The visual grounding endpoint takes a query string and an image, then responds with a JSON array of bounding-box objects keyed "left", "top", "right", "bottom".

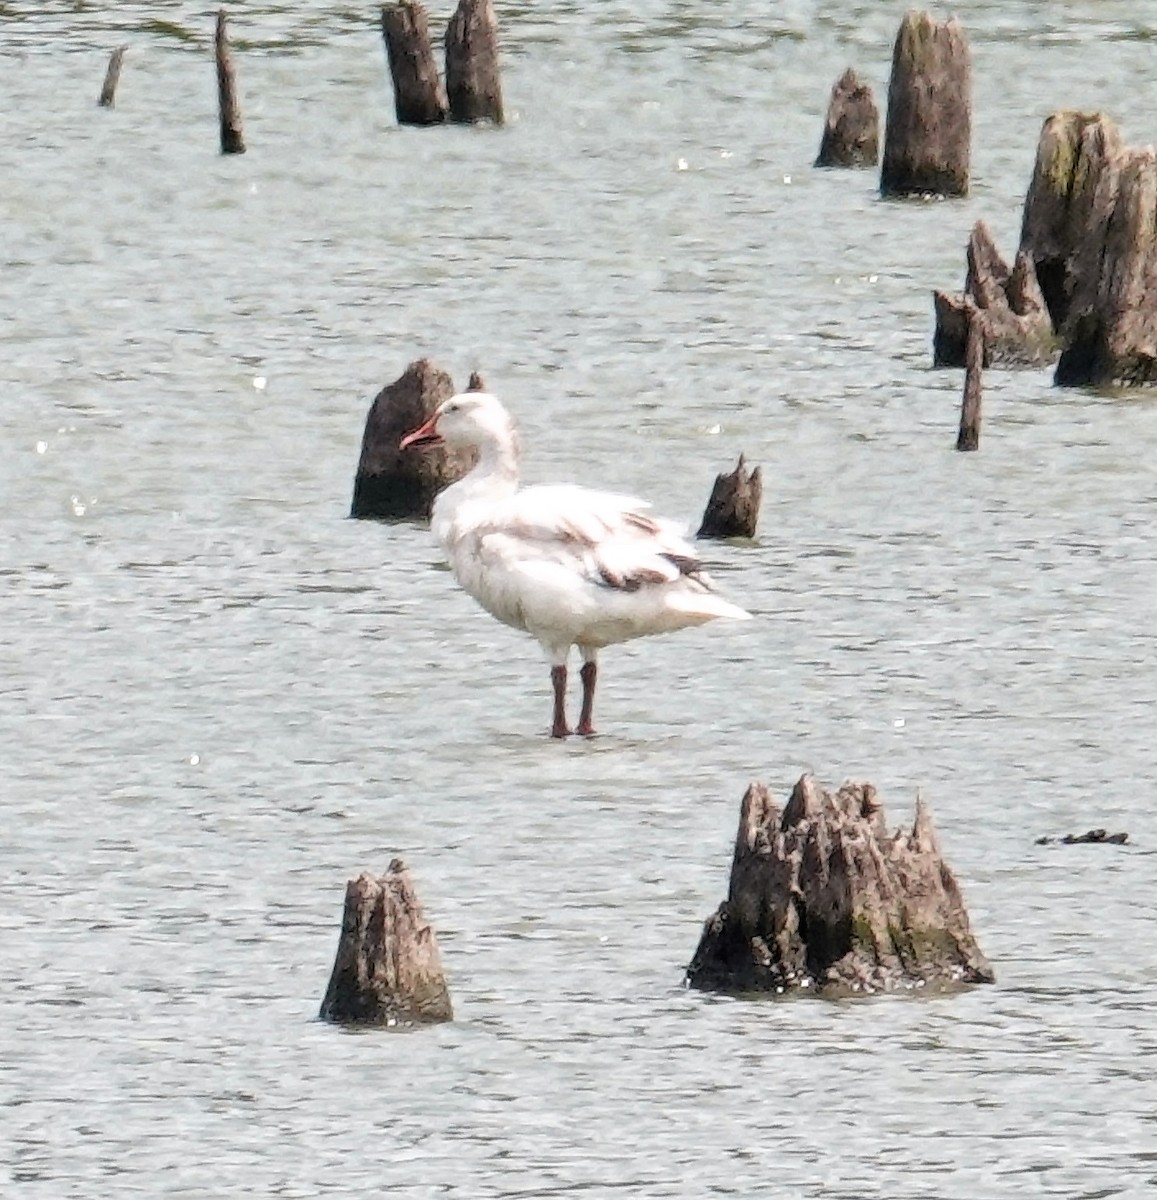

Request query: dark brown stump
[
  {"left": 466, "top": 370, "right": 486, "bottom": 391},
  {"left": 445, "top": 0, "right": 504, "bottom": 125},
  {"left": 697, "top": 455, "right": 762, "bottom": 539},
  {"left": 381, "top": 3, "right": 447, "bottom": 126},
  {"left": 686, "top": 775, "right": 994, "bottom": 996},
  {"left": 933, "top": 222, "right": 1056, "bottom": 368},
  {"left": 215, "top": 10, "right": 246, "bottom": 155},
  {"left": 955, "top": 303, "right": 983, "bottom": 451},
  {"left": 98, "top": 46, "right": 127, "bottom": 108},
  {"left": 319, "top": 860, "right": 453, "bottom": 1026},
  {"left": 1036, "top": 829, "right": 1129, "bottom": 846},
  {"left": 1055, "top": 146, "right": 1157, "bottom": 387},
  {"left": 815, "top": 68, "right": 879, "bottom": 169},
  {"left": 350, "top": 358, "right": 473, "bottom": 520},
  {"left": 1019, "top": 111, "right": 1122, "bottom": 331},
  {"left": 880, "top": 11, "right": 971, "bottom": 198}
]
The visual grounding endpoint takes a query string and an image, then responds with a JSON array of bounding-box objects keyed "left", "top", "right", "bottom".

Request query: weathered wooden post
[
  {"left": 815, "top": 68, "right": 879, "bottom": 169},
  {"left": 98, "top": 46, "right": 127, "bottom": 108},
  {"left": 881, "top": 11, "right": 971, "bottom": 197},
  {"left": 215, "top": 10, "right": 246, "bottom": 155},
  {"left": 381, "top": 2, "right": 447, "bottom": 126},
  {"left": 687, "top": 775, "right": 994, "bottom": 995},
  {"left": 466, "top": 370, "right": 487, "bottom": 391},
  {"left": 1019, "top": 111, "right": 1122, "bottom": 330},
  {"left": 320, "top": 860, "right": 453, "bottom": 1026},
  {"left": 350, "top": 358, "right": 473, "bottom": 520},
  {"left": 445, "top": 0, "right": 504, "bottom": 125},
  {"left": 1055, "top": 146, "right": 1157, "bottom": 387},
  {"left": 697, "top": 455, "right": 762, "bottom": 539},
  {"left": 955, "top": 304, "right": 984, "bottom": 451}
]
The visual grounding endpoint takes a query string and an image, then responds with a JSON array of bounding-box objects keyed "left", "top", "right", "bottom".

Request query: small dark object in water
[
  {"left": 815, "top": 68, "right": 879, "bottom": 169},
  {"left": 215, "top": 10, "right": 246, "bottom": 155},
  {"left": 697, "top": 454, "right": 761, "bottom": 539},
  {"left": 955, "top": 302, "right": 984, "bottom": 452},
  {"left": 98, "top": 46, "right": 127, "bottom": 108},
  {"left": 1036, "top": 829, "right": 1129, "bottom": 846},
  {"left": 319, "top": 859, "right": 453, "bottom": 1026},
  {"left": 687, "top": 775, "right": 994, "bottom": 996}
]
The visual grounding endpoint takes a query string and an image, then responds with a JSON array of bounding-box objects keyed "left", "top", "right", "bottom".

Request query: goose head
[{"left": 400, "top": 391, "right": 519, "bottom": 460}]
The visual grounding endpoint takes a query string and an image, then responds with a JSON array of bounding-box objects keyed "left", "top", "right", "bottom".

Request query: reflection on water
[{"left": 3, "top": 3, "right": 1157, "bottom": 1197}]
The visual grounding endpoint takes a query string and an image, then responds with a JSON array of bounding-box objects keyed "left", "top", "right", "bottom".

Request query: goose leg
[
  {"left": 577, "top": 650, "right": 598, "bottom": 737},
  {"left": 550, "top": 665, "right": 571, "bottom": 739}
]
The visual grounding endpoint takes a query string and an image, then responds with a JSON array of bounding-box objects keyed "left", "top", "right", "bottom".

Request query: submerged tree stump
[
  {"left": 955, "top": 303, "right": 984, "bottom": 451},
  {"left": 350, "top": 358, "right": 472, "bottom": 520},
  {"left": 697, "top": 455, "right": 762, "bottom": 539},
  {"left": 1036, "top": 829, "right": 1128, "bottom": 846},
  {"left": 466, "top": 370, "right": 486, "bottom": 391},
  {"left": 1056, "top": 146, "right": 1157, "bottom": 387},
  {"left": 933, "top": 222, "right": 1055, "bottom": 367},
  {"left": 880, "top": 11, "right": 971, "bottom": 197},
  {"left": 215, "top": 10, "right": 246, "bottom": 155},
  {"left": 98, "top": 46, "right": 127, "bottom": 108},
  {"left": 381, "top": 3, "right": 447, "bottom": 126},
  {"left": 815, "top": 68, "right": 879, "bottom": 169},
  {"left": 1019, "top": 111, "right": 1122, "bottom": 331},
  {"left": 320, "top": 860, "right": 453, "bottom": 1026},
  {"left": 445, "top": 0, "right": 504, "bottom": 125},
  {"left": 687, "top": 775, "right": 994, "bottom": 996}
]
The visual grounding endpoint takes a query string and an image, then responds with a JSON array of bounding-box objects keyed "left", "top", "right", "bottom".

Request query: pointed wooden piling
[
  {"left": 215, "top": 10, "right": 246, "bottom": 155},
  {"left": 98, "top": 46, "right": 127, "bottom": 108}
]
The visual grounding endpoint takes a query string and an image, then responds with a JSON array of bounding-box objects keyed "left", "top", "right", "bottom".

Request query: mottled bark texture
[
  {"left": 381, "top": 3, "right": 447, "bottom": 126},
  {"left": 215, "top": 10, "right": 246, "bottom": 155},
  {"left": 319, "top": 861, "right": 453, "bottom": 1026},
  {"left": 933, "top": 222, "right": 1055, "bottom": 368},
  {"left": 1019, "top": 112, "right": 1122, "bottom": 332},
  {"left": 98, "top": 46, "right": 126, "bottom": 108},
  {"left": 697, "top": 455, "right": 762, "bottom": 539},
  {"left": 350, "top": 358, "right": 472, "bottom": 520},
  {"left": 881, "top": 11, "right": 970, "bottom": 198},
  {"left": 1055, "top": 146, "right": 1157, "bottom": 387},
  {"left": 445, "top": 0, "right": 504, "bottom": 124},
  {"left": 955, "top": 303, "right": 983, "bottom": 451},
  {"left": 687, "top": 776, "right": 994, "bottom": 996},
  {"left": 815, "top": 68, "right": 879, "bottom": 169}
]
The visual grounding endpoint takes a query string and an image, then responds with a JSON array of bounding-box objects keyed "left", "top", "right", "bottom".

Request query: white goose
[{"left": 400, "top": 392, "right": 750, "bottom": 738}]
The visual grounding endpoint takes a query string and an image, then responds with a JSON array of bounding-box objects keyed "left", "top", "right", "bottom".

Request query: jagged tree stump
[
  {"left": 445, "top": 0, "right": 504, "bottom": 125},
  {"left": 351, "top": 359, "right": 473, "bottom": 520},
  {"left": 880, "top": 11, "right": 971, "bottom": 198},
  {"left": 381, "top": 2, "right": 447, "bottom": 126},
  {"left": 815, "top": 68, "right": 879, "bottom": 169},
  {"left": 319, "top": 860, "right": 453, "bottom": 1026},
  {"left": 1056, "top": 146, "right": 1157, "bottom": 387},
  {"left": 1019, "top": 111, "right": 1122, "bottom": 331},
  {"left": 933, "top": 221, "right": 1055, "bottom": 367},
  {"left": 687, "top": 775, "right": 994, "bottom": 996},
  {"left": 697, "top": 455, "right": 762, "bottom": 539}
]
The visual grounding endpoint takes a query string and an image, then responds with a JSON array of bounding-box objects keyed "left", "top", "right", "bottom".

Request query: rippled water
[{"left": 4, "top": 3, "right": 1157, "bottom": 1196}]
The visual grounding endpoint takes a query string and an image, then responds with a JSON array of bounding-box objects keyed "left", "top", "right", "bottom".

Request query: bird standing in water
[{"left": 400, "top": 392, "right": 750, "bottom": 737}]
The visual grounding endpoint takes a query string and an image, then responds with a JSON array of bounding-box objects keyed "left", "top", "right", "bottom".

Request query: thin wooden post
[
  {"left": 381, "top": 3, "right": 447, "bottom": 125},
  {"left": 215, "top": 10, "right": 246, "bottom": 155},
  {"left": 98, "top": 46, "right": 127, "bottom": 108},
  {"left": 956, "top": 304, "right": 984, "bottom": 451}
]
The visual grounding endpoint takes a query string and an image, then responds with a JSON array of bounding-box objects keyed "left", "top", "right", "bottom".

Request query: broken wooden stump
[
  {"left": 1055, "top": 145, "right": 1157, "bottom": 387},
  {"left": 466, "top": 370, "right": 486, "bottom": 391},
  {"left": 1036, "top": 829, "right": 1129, "bottom": 846},
  {"left": 697, "top": 455, "right": 762, "bottom": 539},
  {"left": 445, "top": 0, "right": 504, "bottom": 125},
  {"left": 320, "top": 860, "right": 453, "bottom": 1026},
  {"left": 215, "top": 10, "right": 246, "bottom": 155},
  {"left": 933, "top": 221, "right": 1055, "bottom": 368},
  {"left": 1019, "top": 111, "right": 1122, "bottom": 331},
  {"left": 381, "top": 2, "right": 448, "bottom": 126},
  {"left": 815, "top": 68, "right": 879, "bottom": 169},
  {"left": 881, "top": 11, "right": 971, "bottom": 198},
  {"left": 955, "top": 303, "right": 983, "bottom": 451},
  {"left": 351, "top": 358, "right": 474, "bottom": 520},
  {"left": 686, "top": 775, "right": 994, "bottom": 996},
  {"left": 98, "top": 46, "right": 127, "bottom": 108}
]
